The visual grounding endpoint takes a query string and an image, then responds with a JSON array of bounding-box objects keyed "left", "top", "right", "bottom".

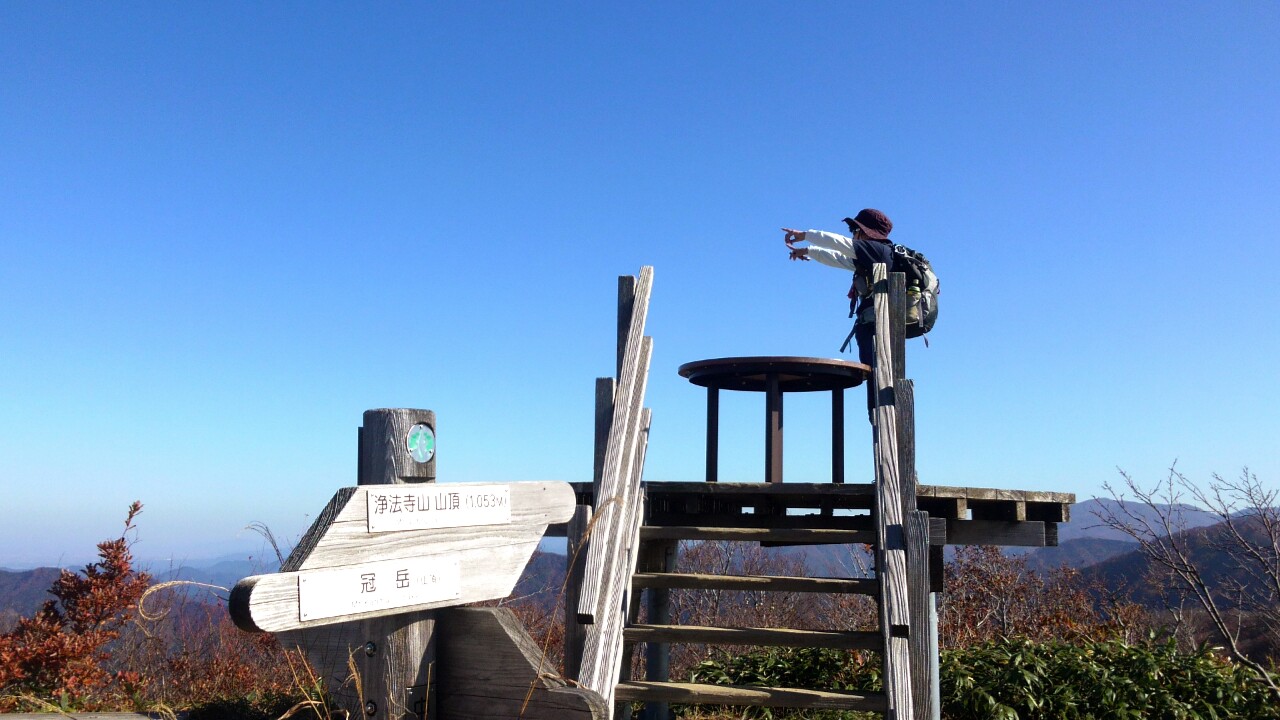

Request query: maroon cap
[{"left": 843, "top": 208, "right": 893, "bottom": 241}]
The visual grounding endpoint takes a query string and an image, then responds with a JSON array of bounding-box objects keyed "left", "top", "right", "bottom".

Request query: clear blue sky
[{"left": 2, "top": 2, "right": 1277, "bottom": 568}]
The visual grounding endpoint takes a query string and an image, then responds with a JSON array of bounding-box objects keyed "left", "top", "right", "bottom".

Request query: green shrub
[
  {"left": 941, "top": 637, "right": 1280, "bottom": 720},
  {"left": 679, "top": 639, "right": 1278, "bottom": 720}
]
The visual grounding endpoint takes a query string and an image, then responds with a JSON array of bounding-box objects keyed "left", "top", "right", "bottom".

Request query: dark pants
[{"left": 855, "top": 322, "right": 876, "bottom": 421}]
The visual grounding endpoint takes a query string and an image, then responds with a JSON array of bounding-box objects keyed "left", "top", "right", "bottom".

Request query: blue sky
[{"left": 2, "top": 2, "right": 1277, "bottom": 567}]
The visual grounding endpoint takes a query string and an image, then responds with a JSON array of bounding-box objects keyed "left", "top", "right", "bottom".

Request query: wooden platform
[{"left": 559, "top": 481, "right": 1073, "bottom": 548}]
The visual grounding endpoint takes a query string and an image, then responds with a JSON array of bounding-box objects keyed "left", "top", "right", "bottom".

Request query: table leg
[
  {"left": 766, "top": 373, "right": 782, "bottom": 484},
  {"left": 706, "top": 386, "right": 719, "bottom": 483},
  {"left": 832, "top": 387, "right": 845, "bottom": 484}
]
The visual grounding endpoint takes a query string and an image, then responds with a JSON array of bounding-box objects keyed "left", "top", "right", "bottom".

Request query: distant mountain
[
  {"left": 0, "top": 566, "right": 62, "bottom": 628},
  {"left": 1022, "top": 537, "right": 1137, "bottom": 573},
  {"left": 1057, "top": 498, "right": 1219, "bottom": 544}
]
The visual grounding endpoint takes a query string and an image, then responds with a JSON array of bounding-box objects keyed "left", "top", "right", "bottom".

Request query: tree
[{"left": 1097, "top": 464, "right": 1280, "bottom": 699}]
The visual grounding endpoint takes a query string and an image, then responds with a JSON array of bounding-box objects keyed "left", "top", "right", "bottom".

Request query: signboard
[
  {"left": 366, "top": 484, "right": 511, "bottom": 533},
  {"left": 298, "top": 555, "right": 461, "bottom": 622}
]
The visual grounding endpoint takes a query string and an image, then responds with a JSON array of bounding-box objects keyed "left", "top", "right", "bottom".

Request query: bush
[
  {"left": 680, "top": 639, "right": 1279, "bottom": 720},
  {"left": 942, "top": 637, "right": 1280, "bottom": 720}
]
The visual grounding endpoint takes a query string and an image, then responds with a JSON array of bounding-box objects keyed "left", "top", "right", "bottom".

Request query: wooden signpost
[{"left": 230, "top": 408, "right": 604, "bottom": 720}]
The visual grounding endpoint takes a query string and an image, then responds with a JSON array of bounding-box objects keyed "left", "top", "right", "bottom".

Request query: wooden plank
[
  {"left": 234, "top": 539, "right": 546, "bottom": 633},
  {"left": 276, "top": 482, "right": 576, "bottom": 573},
  {"left": 873, "top": 264, "right": 913, "bottom": 720},
  {"left": 623, "top": 624, "right": 883, "bottom": 650},
  {"left": 580, "top": 407, "right": 652, "bottom": 710},
  {"left": 577, "top": 267, "right": 653, "bottom": 623},
  {"left": 706, "top": 386, "right": 719, "bottom": 483},
  {"left": 1027, "top": 502, "right": 1070, "bottom": 523},
  {"left": 632, "top": 572, "right": 878, "bottom": 595},
  {"left": 945, "top": 519, "right": 1047, "bottom": 546},
  {"left": 615, "top": 682, "right": 888, "bottom": 713},
  {"left": 436, "top": 607, "right": 607, "bottom": 720},
  {"left": 640, "top": 526, "right": 878, "bottom": 544},
  {"left": 616, "top": 275, "right": 636, "bottom": 378},
  {"left": 906, "top": 511, "right": 934, "bottom": 720},
  {"left": 967, "top": 500, "right": 1026, "bottom": 522},
  {"left": 564, "top": 505, "right": 592, "bottom": 682},
  {"left": 644, "top": 514, "right": 875, "bottom": 532}
]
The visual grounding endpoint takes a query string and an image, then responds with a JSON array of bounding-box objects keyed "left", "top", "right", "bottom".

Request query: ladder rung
[
  {"left": 623, "top": 624, "right": 883, "bottom": 650},
  {"left": 640, "top": 526, "right": 876, "bottom": 543},
  {"left": 632, "top": 572, "right": 877, "bottom": 595},
  {"left": 614, "top": 681, "right": 888, "bottom": 713}
]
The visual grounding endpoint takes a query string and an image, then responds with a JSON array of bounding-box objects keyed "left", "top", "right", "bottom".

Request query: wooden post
[
  {"left": 706, "top": 386, "right": 719, "bottom": 483},
  {"left": 564, "top": 505, "right": 593, "bottom": 682},
  {"left": 595, "top": 378, "right": 616, "bottom": 491},
  {"left": 283, "top": 408, "right": 441, "bottom": 720},
  {"left": 765, "top": 372, "right": 782, "bottom": 484},
  {"left": 872, "top": 266, "right": 913, "bottom": 720},
  {"left": 832, "top": 388, "right": 845, "bottom": 484},
  {"left": 640, "top": 539, "right": 677, "bottom": 720},
  {"left": 360, "top": 409, "right": 437, "bottom": 485}
]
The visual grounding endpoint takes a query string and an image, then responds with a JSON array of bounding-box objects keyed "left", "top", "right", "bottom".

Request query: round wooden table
[{"left": 678, "top": 356, "right": 871, "bottom": 484}]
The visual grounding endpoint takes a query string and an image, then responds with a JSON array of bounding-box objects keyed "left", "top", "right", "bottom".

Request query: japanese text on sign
[
  {"left": 365, "top": 484, "right": 511, "bottom": 533},
  {"left": 297, "top": 556, "right": 461, "bottom": 622}
]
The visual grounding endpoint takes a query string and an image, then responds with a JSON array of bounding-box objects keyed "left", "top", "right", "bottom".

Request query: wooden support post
[
  {"left": 765, "top": 372, "right": 783, "bottom": 484},
  {"left": 906, "top": 511, "right": 934, "bottom": 720},
  {"left": 283, "top": 409, "right": 441, "bottom": 720},
  {"left": 872, "top": 266, "right": 913, "bottom": 720},
  {"left": 565, "top": 505, "right": 592, "bottom": 682},
  {"left": 595, "top": 378, "right": 616, "bottom": 491},
  {"left": 640, "top": 539, "right": 678, "bottom": 720},
  {"left": 706, "top": 386, "right": 719, "bottom": 483},
  {"left": 832, "top": 388, "right": 845, "bottom": 484},
  {"left": 360, "top": 408, "right": 436, "bottom": 484}
]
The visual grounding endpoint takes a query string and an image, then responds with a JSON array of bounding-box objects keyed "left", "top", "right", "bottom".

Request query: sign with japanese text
[
  {"left": 297, "top": 555, "right": 461, "bottom": 622},
  {"left": 366, "top": 484, "right": 511, "bottom": 533}
]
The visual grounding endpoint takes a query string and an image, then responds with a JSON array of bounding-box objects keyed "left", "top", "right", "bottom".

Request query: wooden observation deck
[{"left": 560, "top": 266, "right": 1076, "bottom": 720}]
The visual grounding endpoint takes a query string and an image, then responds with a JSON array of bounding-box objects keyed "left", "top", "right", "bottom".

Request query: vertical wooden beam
[
  {"left": 896, "top": 380, "right": 917, "bottom": 515},
  {"left": 706, "top": 386, "right": 719, "bottom": 483},
  {"left": 617, "top": 275, "right": 636, "bottom": 379},
  {"left": 831, "top": 388, "right": 845, "bottom": 484},
  {"left": 640, "top": 539, "right": 677, "bottom": 720},
  {"left": 564, "top": 505, "right": 592, "bottom": 683},
  {"left": 594, "top": 378, "right": 616, "bottom": 492},
  {"left": 360, "top": 408, "right": 437, "bottom": 485},
  {"left": 286, "top": 409, "right": 441, "bottom": 720},
  {"left": 872, "top": 265, "right": 913, "bottom": 720},
  {"left": 906, "top": 511, "right": 934, "bottom": 720},
  {"left": 765, "top": 372, "right": 783, "bottom": 484},
  {"left": 890, "top": 272, "right": 907, "bottom": 381}
]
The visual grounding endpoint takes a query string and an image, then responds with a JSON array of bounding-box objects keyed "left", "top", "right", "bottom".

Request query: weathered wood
[
  {"left": 890, "top": 271, "right": 907, "bottom": 381},
  {"left": 360, "top": 409, "right": 436, "bottom": 485},
  {"left": 639, "top": 526, "right": 878, "bottom": 544},
  {"left": 906, "top": 511, "right": 934, "bottom": 720},
  {"left": 615, "top": 682, "right": 888, "bottom": 713},
  {"left": 623, "top": 624, "right": 883, "bottom": 650},
  {"left": 231, "top": 482, "right": 576, "bottom": 633},
  {"left": 436, "top": 607, "right": 607, "bottom": 719},
  {"left": 897, "top": 380, "right": 917, "bottom": 515},
  {"left": 617, "top": 275, "right": 636, "bottom": 378},
  {"left": 945, "top": 519, "right": 1048, "bottom": 546},
  {"left": 873, "top": 265, "right": 913, "bottom": 720},
  {"left": 564, "top": 505, "right": 592, "bottom": 682},
  {"left": 278, "top": 610, "right": 436, "bottom": 720},
  {"left": 594, "top": 378, "right": 615, "bottom": 490},
  {"left": 632, "top": 572, "right": 878, "bottom": 595},
  {"left": 640, "top": 538, "right": 677, "bottom": 720},
  {"left": 578, "top": 268, "right": 653, "bottom": 624},
  {"left": 587, "top": 409, "right": 652, "bottom": 711}
]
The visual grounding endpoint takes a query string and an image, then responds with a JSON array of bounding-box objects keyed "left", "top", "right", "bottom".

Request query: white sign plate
[
  {"left": 366, "top": 484, "right": 511, "bottom": 533},
  {"left": 297, "top": 556, "right": 461, "bottom": 622}
]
